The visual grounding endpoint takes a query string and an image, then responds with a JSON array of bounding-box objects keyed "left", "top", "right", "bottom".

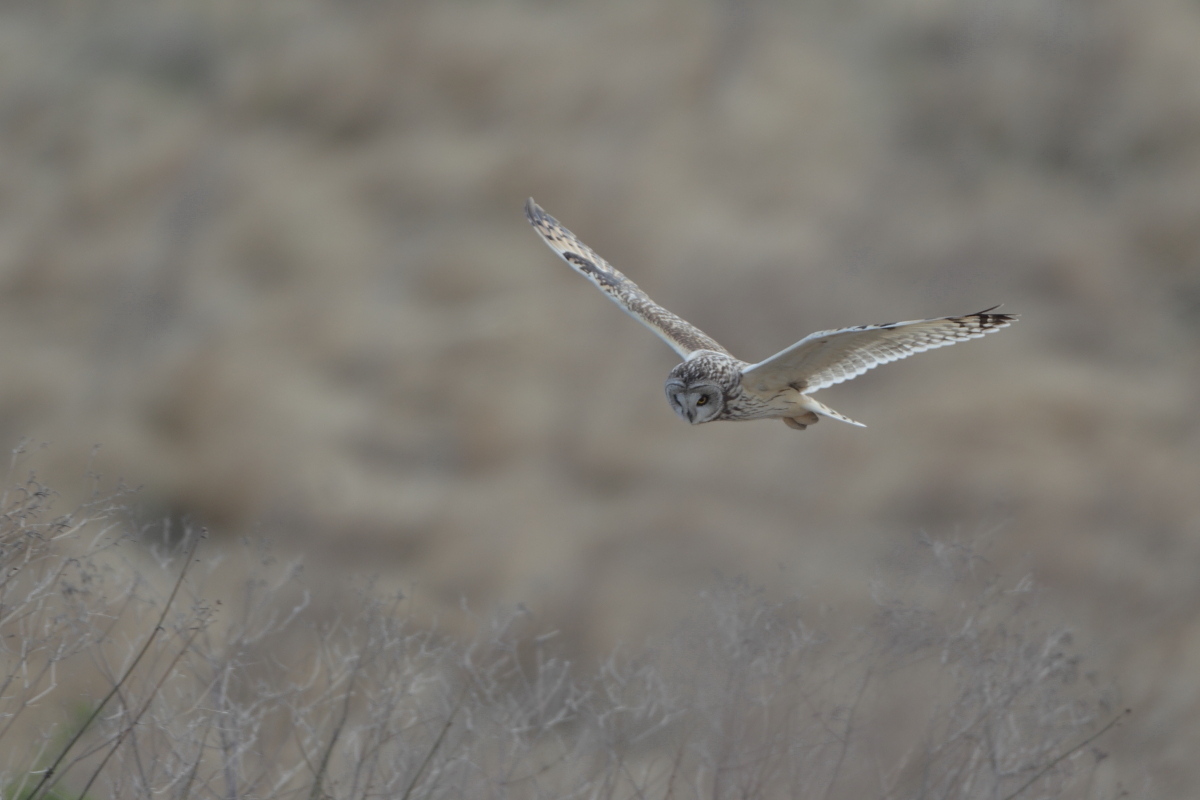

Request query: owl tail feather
[{"left": 798, "top": 396, "right": 866, "bottom": 428}]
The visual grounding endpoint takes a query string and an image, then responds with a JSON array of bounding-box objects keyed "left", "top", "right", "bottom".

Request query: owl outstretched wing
[
  {"left": 525, "top": 199, "right": 730, "bottom": 359},
  {"left": 740, "top": 309, "right": 1016, "bottom": 395}
]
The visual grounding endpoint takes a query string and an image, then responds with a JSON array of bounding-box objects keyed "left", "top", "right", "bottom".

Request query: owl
[{"left": 525, "top": 199, "right": 1015, "bottom": 430}]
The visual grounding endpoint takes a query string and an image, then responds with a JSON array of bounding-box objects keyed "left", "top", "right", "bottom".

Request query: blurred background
[{"left": 1, "top": 0, "right": 1198, "bottom": 790}]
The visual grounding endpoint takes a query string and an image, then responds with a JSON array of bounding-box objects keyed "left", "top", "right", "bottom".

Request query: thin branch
[
  {"left": 26, "top": 529, "right": 205, "bottom": 800},
  {"left": 820, "top": 664, "right": 874, "bottom": 800},
  {"left": 73, "top": 620, "right": 208, "bottom": 800},
  {"left": 663, "top": 732, "right": 688, "bottom": 800},
  {"left": 1000, "top": 709, "right": 1130, "bottom": 800},
  {"left": 307, "top": 655, "right": 363, "bottom": 800},
  {"left": 399, "top": 686, "right": 467, "bottom": 800},
  {"left": 177, "top": 712, "right": 216, "bottom": 800}
]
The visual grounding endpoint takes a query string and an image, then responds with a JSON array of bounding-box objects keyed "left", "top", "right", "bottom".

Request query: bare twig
[
  {"left": 26, "top": 528, "right": 205, "bottom": 800},
  {"left": 1000, "top": 709, "right": 1130, "bottom": 800},
  {"left": 820, "top": 664, "right": 874, "bottom": 800},
  {"left": 72, "top": 619, "right": 209, "bottom": 800},
  {"left": 306, "top": 655, "right": 363, "bottom": 800},
  {"left": 399, "top": 686, "right": 467, "bottom": 800}
]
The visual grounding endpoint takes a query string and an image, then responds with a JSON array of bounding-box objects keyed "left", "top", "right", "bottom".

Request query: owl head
[{"left": 664, "top": 353, "right": 735, "bottom": 424}]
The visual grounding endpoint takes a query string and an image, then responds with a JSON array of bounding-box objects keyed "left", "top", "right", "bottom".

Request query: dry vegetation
[
  {"left": 0, "top": 0, "right": 1198, "bottom": 794},
  {"left": 2, "top": 476, "right": 1121, "bottom": 799}
]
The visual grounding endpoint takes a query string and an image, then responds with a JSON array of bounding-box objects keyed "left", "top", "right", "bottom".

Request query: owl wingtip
[
  {"left": 524, "top": 196, "right": 539, "bottom": 221},
  {"left": 972, "top": 306, "right": 1018, "bottom": 326}
]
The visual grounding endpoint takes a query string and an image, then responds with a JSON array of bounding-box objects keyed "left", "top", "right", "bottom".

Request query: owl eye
[{"left": 696, "top": 396, "right": 708, "bottom": 406}]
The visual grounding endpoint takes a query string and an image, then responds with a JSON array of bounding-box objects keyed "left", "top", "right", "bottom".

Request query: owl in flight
[{"left": 525, "top": 199, "right": 1015, "bottom": 430}]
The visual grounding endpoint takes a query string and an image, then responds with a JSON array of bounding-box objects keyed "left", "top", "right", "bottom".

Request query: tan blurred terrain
[{"left": 1, "top": 0, "right": 1199, "bottom": 792}]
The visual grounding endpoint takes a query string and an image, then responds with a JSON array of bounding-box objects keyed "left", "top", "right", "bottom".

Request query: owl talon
[{"left": 783, "top": 418, "right": 808, "bottom": 430}]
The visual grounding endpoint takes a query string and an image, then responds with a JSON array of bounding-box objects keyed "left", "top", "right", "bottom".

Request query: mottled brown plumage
[
  {"left": 524, "top": 199, "right": 729, "bottom": 358},
  {"left": 525, "top": 199, "right": 1016, "bottom": 430}
]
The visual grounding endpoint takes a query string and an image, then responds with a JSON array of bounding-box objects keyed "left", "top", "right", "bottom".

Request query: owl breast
[{"left": 719, "top": 385, "right": 795, "bottom": 421}]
